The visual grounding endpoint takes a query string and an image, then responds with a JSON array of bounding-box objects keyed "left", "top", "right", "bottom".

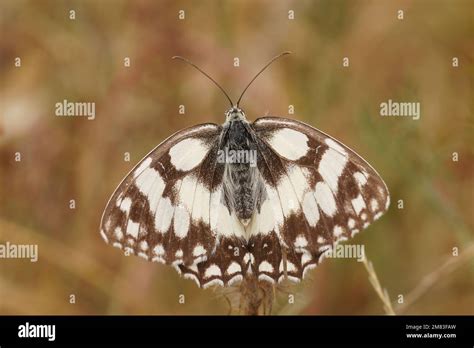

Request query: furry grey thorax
[{"left": 220, "top": 108, "right": 266, "bottom": 229}]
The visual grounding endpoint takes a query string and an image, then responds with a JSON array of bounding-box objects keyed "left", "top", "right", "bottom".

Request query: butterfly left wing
[
  {"left": 100, "top": 122, "right": 254, "bottom": 288},
  {"left": 248, "top": 116, "right": 390, "bottom": 283},
  {"left": 100, "top": 124, "right": 223, "bottom": 273}
]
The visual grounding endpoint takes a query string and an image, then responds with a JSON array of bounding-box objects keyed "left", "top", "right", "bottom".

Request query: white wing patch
[
  {"left": 248, "top": 199, "right": 275, "bottom": 237},
  {"left": 191, "top": 182, "right": 211, "bottom": 224},
  {"left": 318, "top": 147, "right": 347, "bottom": 193},
  {"left": 173, "top": 204, "right": 190, "bottom": 238},
  {"left": 119, "top": 197, "right": 132, "bottom": 214},
  {"left": 302, "top": 191, "right": 319, "bottom": 227},
  {"left": 147, "top": 173, "right": 166, "bottom": 214},
  {"left": 191, "top": 243, "right": 208, "bottom": 264},
  {"left": 324, "top": 138, "right": 346, "bottom": 155},
  {"left": 226, "top": 261, "right": 241, "bottom": 275},
  {"left": 153, "top": 244, "right": 165, "bottom": 255},
  {"left": 351, "top": 194, "right": 366, "bottom": 215},
  {"left": 126, "top": 220, "right": 140, "bottom": 238},
  {"left": 210, "top": 187, "right": 245, "bottom": 239},
  {"left": 314, "top": 182, "right": 337, "bottom": 216},
  {"left": 114, "top": 227, "right": 124, "bottom": 241},
  {"left": 294, "top": 235, "right": 308, "bottom": 249},
  {"left": 353, "top": 171, "right": 368, "bottom": 188},
  {"left": 267, "top": 128, "right": 309, "bottom": 161},
  {"left": 133, "top": 157, "right": 152, "bottom": 178},
  {"left": 155, "top": 197, "right": 174, "bottom": 233},
  {"left": 286, "top": 165, "right": 308, "bottom": 203},
  {"left": 169, "top": 138, "right": 210, "bottom": 171},
  {"left": 177, "top": 175, "right": 196, "bottom": 212},
  {"left": 136, "top": 167, "right": 167, "bottom": 227},
  {"left": 258, "top": 260, "right": 274, "bottom": 273},
  {"left": 135, "top": 166, "right": 160, "bottom": 196},
  {"left": 204, "top": 264, "right": 222, "bottom": 278},
  {"left": 263, "top": 185, "right": 284, "bottom": 229},
  {"left": 276, "top": 173, "right": 300, "bottom": 216}
]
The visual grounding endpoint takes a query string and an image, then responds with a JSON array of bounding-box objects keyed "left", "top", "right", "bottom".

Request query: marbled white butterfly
[{"left": 100, "top": 52, "right": 390, "bottom": 289}]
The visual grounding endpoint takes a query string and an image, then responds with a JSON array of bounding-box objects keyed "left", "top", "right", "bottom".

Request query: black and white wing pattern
[
  {"left": 100, "top": 115, "right": 390, "bottom": 288},
  {"left": 100, "top": 123, "right": 249, "bottom": 288},
  {"left": 248, "top": 117, "right": 390, "bottom": 283}
]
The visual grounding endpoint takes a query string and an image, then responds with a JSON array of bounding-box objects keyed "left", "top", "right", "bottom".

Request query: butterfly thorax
[{"left": 221, "top": 108, "right": 265, "bottom": 230}]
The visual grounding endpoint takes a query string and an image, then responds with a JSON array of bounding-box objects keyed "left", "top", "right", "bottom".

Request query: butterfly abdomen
[{"left": 222, "top": 120, "right": 263, "bottom": 226}]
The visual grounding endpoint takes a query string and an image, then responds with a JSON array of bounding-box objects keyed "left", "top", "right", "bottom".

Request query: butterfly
[{"left": 100, "top": 52, "right": 390, "bottom": 289}]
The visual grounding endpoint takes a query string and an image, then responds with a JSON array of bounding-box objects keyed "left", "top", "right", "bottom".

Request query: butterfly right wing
[{"left": 246, "top": 117, "right": 390, "bottom": 284}]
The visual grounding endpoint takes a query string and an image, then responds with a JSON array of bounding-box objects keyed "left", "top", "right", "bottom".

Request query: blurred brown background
[{"left": 0, "top": 0, "right": 473, "bottom": 315}]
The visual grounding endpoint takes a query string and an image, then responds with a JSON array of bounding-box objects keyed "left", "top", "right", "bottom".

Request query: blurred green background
[{"left": 0, "top": 0, "right": 473, "bottom": 315}]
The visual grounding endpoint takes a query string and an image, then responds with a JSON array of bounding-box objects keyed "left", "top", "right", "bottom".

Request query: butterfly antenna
[
  {"left": 236, "top": 51, "right": 291, "bottom": 107},
  {"left": 172, "top": 56, "right": 234, "bottom": 107}
]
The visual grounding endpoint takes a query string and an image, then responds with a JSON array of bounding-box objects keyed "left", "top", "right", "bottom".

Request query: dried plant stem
[
  {"left": 396, "top": 243, "right": 474, "bottom": 314},
  {"left": 361, "top": 254, "right": 396, "bottom": 315},
  {"left": 238, "top": 278, "right": 274, "bottom": 315}
]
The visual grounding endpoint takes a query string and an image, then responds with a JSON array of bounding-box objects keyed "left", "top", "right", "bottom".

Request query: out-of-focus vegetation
[{"left": 0, "top": 0, "right": 472, "bottom": 315}]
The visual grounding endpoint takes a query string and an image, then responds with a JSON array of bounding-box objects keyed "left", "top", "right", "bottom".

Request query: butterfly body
[{"left": 221, "top": 108, "right": 265, "bottom": 229}]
